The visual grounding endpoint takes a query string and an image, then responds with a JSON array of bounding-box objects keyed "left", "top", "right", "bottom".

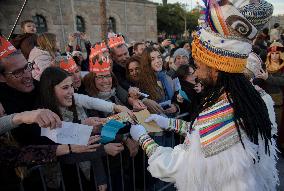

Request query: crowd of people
[{"left": 0, "top": 0, "right": 283, "bottom": 190}]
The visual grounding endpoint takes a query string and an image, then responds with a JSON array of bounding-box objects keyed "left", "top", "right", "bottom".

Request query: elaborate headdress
[
  {"left": 56, "top": 56, "right": 78, "bottom": 73},
  {"left": 192, "top": 0, "right": 273, "bottom": 73},
  {"left": 89, "top": 55, "right": 111, "bottom": 74},
  {"left": 0, "top": 35, "right": 17, "bottom": 59}
]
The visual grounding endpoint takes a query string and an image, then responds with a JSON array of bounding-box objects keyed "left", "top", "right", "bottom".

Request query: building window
[
  {"left": 32, "top": 15, "right": 47, "bottom": 33},
  {"left": 108, "top": 17, "right": 116, "bottom": 33},
  {"left": 76, "top": 16, "right": 85, "bottom": 32}
]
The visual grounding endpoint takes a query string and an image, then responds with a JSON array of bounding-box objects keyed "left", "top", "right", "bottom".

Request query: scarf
[
  {"left": 157, "top": 71, "right": 174, "bottom": 101},
  {"left": 96, "top": 88, "right": 117, "bottom": 102}
]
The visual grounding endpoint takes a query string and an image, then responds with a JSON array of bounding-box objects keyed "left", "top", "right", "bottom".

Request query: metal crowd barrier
[{"left": 20, "top": 113, "right": 190, "bottom": 191}]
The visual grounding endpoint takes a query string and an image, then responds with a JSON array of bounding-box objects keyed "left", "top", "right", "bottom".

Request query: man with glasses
[
  {"left": 0, "top": 50, "right": 34, "bottom": 93},
  {"left": 0, "top": 49, "right": 58, "bottom": 145},
  {"left": 0, "top": 43, "right": 62, "bottom": 190}
]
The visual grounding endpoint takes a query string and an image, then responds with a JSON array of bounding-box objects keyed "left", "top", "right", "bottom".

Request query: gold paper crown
[
  {"left": 90, "top": 42, "right": 108, "bottom": 59},
  {"left": 108, "top": 35, "right": 125, "bottom": 48},
  {"left": 58, "top": 56, "right": 78, "bottom": 73},
  {"left": 89, "top": 56, "right": 111, "bottom": 73},
  {"left": 0, "top": 36, "right": 16, "bottom": 59}
]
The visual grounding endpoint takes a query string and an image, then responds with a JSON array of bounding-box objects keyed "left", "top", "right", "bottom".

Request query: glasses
[
  {"left": 95, "top": 74, "right": 112, "bottom": 80},
  {"left": 3, "top": 62, "right": 33, "bottom": 78}
]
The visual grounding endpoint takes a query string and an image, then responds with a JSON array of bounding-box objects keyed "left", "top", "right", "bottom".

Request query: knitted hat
[
  {"left": 192, "top": 0, "right": 273, "bottom": 73},
  {"left": 173, "top": 48, "right": 189, "bottom": 61}
]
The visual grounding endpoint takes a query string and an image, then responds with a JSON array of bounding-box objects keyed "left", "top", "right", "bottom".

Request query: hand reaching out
[
  {"left": 12, "top": 109, "right": 62, "bottom": 129},
  {"left": 70, "top": 135, "right": 101, "bottom": 153}
]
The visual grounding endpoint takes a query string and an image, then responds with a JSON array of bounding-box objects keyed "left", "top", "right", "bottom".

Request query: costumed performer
[{"left": 130, "top": 0, "right": 278, "bottom": 190}]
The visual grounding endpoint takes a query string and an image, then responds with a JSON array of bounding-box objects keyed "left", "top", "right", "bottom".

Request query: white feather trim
[{"left": 148, "top": 130, "right": 279, "bottom": 191}]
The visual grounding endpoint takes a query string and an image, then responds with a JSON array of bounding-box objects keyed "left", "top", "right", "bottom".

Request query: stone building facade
[
  {"left": 268, "top": 15, "right": 284, "bottom": 29},
  {"left": 0, "top": 0, "right": 157, "bottom": 49}
]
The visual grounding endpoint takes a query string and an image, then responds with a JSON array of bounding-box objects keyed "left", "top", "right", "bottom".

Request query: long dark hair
[
  {"left": 125, "top": 55, "right": 141, "bottom": 82},
  {"left": 137, "top": 47, "right": 164, "bottom": 101},
  {"left": 38, "top": 67, "right": 78, "bottom": 121},
  {"left": 191, "top": 72, "right": 272, "bottom": 154}
]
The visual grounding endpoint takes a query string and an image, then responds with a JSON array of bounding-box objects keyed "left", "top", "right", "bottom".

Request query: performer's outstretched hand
[
  {"left": 130, "top": 125, "right": 147, "bottom": 141},
  {"left": 145, "top": 114, "right": 169, "bottom": 130}
]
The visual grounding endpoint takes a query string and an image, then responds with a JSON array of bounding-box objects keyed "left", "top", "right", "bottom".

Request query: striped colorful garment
[
  {"left": 168, "top": 118, "right": 189, "bottom": 136},
  {"left": 194, "top": 93, "right": 243, "bottom": 157},
  {"left": 139, "top": 134, "right": 159, "bottom": 157}
]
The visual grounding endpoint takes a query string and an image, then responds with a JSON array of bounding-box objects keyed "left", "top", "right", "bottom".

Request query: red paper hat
[
  {"left": 89, "top": 56, "right": 111, "bottom": 74},
  {"left": 90, "top": 42, "right": 108, "bottom": 59},
  {"left": 0, "top": 36, "right": 17, "bottom": 59},
  {"left": 59, "top": 56, "right": 78, "bottom": 73},
  {"left": 108, "top": 35, "right": 125, "bottom": 49}
]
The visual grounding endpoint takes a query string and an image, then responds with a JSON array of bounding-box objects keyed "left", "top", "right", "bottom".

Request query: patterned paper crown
[
  {"left": 56, "top": 56, "right": 78, "bottom": 73},
  {"left": 191, "top": 0, "right": 273, "bottom": 73},
  {"left": 0, "top": 35, "right": 17, "bottom": 59},
  {"left": 90, "top": 42, "right": 108, "bottom": 59},
  {"left": 108, "top": 35, "right": 125, "bottom": 49},
  {"left": 89, "top": 56, "right": 111, "bottom": 74}
]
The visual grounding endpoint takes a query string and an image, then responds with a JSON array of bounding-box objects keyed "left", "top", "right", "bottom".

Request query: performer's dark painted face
[{"left": 194, "top": 60, "right": 217, "bottom": 87}]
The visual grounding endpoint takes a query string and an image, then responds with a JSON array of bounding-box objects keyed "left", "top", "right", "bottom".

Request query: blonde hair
[{"left": 37, "top": 33, "right": 57, "bottom": 58}]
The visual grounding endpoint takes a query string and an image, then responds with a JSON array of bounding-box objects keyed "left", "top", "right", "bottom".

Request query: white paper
[{"left": 41, "top": 121, "right": 92, "bottom": 145}]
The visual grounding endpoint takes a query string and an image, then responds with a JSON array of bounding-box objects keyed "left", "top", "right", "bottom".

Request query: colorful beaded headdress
[
  {"left": 192, "top": 0, "right": 273, "bottom": 73},
  {"left": 0, "top": 35, "right": 17, "bottom": 59},
  {"left": 56, "top": 56, "right": 78, "bottom": 73},
  {"left": 89, "top": 56, "right": 111, "bottom": 74}
]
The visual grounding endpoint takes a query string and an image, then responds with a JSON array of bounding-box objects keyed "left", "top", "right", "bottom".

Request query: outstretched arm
[
  {"left": 145, "top": 114, "right": 189, "bottom": 137},
  {"left": 130, "top": 125, "right": 188, "bottom": 183}
]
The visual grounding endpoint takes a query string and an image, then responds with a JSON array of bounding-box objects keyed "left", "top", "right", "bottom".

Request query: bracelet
[{"left": 68, "top": 144, "right": 72, "bottom": 154}]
